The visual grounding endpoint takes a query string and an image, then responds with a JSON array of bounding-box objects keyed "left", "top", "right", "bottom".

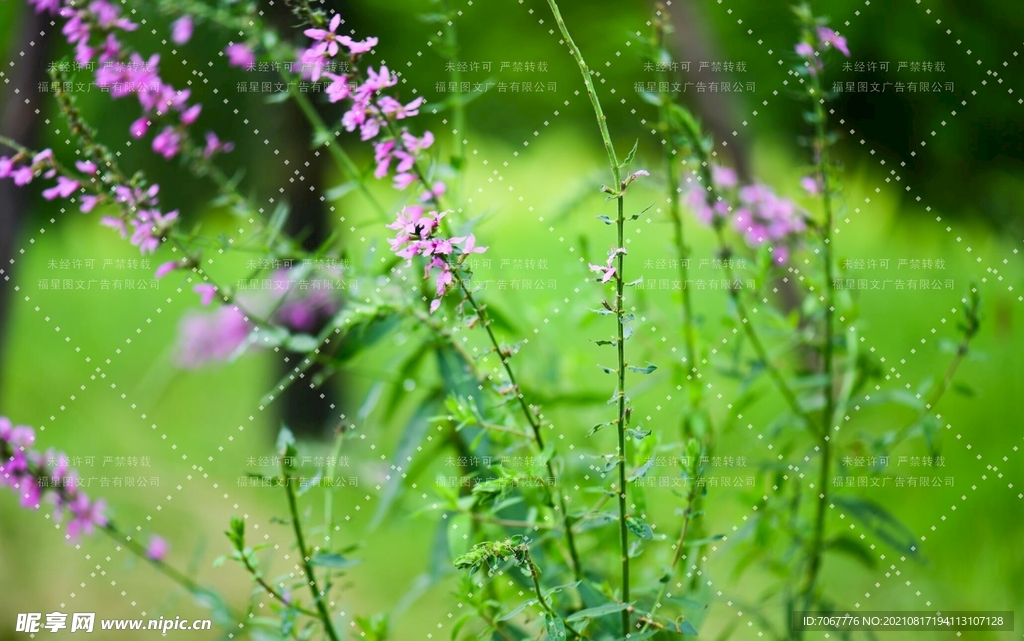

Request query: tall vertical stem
[
  {"left": 284, "top": 462, "right": 341, "bottom": 641},
  {"left": 542, "top": 0, "right": 629, "bottom": 634},
  {"left": 802, "top": 70, "right": 837, "bottom": 614}
]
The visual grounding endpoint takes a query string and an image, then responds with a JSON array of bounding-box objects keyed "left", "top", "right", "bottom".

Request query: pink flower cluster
[
  {"left": 176, "top": 266, "right": 344, "bottom": 367},
  {"left": 0, "top": 417, "right": 108, "bottom": 542},
  {"left": 33, "top": 0, "right": 235, "bottom": 165},
  {"left": 298, "top": 12, "right": 438, "bottom": 200},
  {"left": 731, "top": 185, "right": 808, "bottom": 264},
  {"left": 795, "top": 26, "right": 851, "bottom": 74},
  {"left": 99, "top": 183, "right": 179, "bottom": 255},
  {"left": 387, "top": 208, "right": 486, "bottom": 313},
  {"left": 685, "top": 164, "right": 807, "bottom": 264}
]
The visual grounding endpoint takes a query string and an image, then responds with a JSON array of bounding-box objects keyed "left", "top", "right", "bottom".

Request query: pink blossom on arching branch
[
  {"left": 12, "top": 166, "right": 34, "bottom": 186},
  {"left": 203, "top": 132, "right": 235, "bottom": 158},
  {"left": 225, "top": 43, "right": 255, "bottom": 69},
  {"left": 171, "top": 16, "right": 193, "bottom": 45},
  {"left": 28, "top": 0, "right": 61, "bottom": 13},
  {"left": 74, "top": 160, "right": 98, "bottom": 175},
  {"left": 130, "top": 117, "right": 150, "bottom": 139},
  {"left": 420, "top": 181, "right": 446, "bottom": 203},
  {"left": 180, "top": 104, "right": 202, "bottom": 126},
  {"left": 379, "top": 96, "right": 425, "bottom": 120},
  {"left": 340, "top": 35, "right": 378, "bottom": 56},
  {"left": 304, "top": 14, "right": 344, "bottom": 58},
  {"left": 79, "top": 195, "right": 100, "bottom": 213},
  {"left": 100, "top": 216, "right": 129, "bottom": 238},
  {"left": 154, "top": 261, "right": 179, "bottom": 279},
  {"left": 770, "top": 245, "right": 791, "bottom": 265},
  {"left": 146, "top": 535, "right": 169, "bottom": 562},
  {"left": 0, "top": 157, "right": 13, "bottom": 178},
  {"left": 393, "top": 172, "right": 417, "bottom": 191},
  {"left": 152, "top": 127, "right": 181, "bottom": 159},
  {"left": 816, "top": 27, "right": 851, "bottom": 57},
  {"left": 374, "top": 140, "right": 396, "bottom": 179},
  {"left": 65, "top": 494, "right": 108, "bottom": 542},
  {"left": 42, "top": 176, "right": 80, "bottom": 201},
  {"left": 175, "top": 305, "right": 253, "bottom": 368},
  {"left": 323, "top": 73, "right": 351, "bottom": 103},
  {"left": 194, "top": 284, "right": 218, "bottom": 306}
]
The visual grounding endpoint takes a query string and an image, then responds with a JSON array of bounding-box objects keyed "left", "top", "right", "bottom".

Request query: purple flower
[
  {"left": 194, "top": 284, "right": 218, "bottom": 306},
  {"left": 171, "top": 16, "right": 193, "bottom": 45},
  {"left": 129, "top": 117, "right": 150, "bottom": 139},
  {"left": 589, "top": 263, "right": 616, "bottom": 284},
  {"left": 181, "top": 104, "right": 202, "bottom": 126},
  {"left": 304, "top": 14, "right": 343, "bottom": 58},
  {"left": 66, "top": 495, "right": 108, "bottom": 541},
  {"left": 711, "top": 164, "right": 738, "bottom": 189},
  {"left": 393, "top": 172, "right": 417, "bottom": 191},
  {"left": 0, "top": 157, "right": 14, "bottom": 178},
  {"left": 795, "top": 42, "right": 815, "bottom": 58},
  {"left": 226, "top": 43, "right": 255, "bottom": 69},
  {"left": 203, "top": 132, "right": 235, "bottom": 158},
  {"left": 80, "top": 195, "right": 100, "bottom": 213},
  {"left": 324, "top": 73, "right": 351, "bottom": 103},
  {"left": 152, "top": 127, "right": 181, "bottom": 159},
  {"left": 340, "top": 36, "right": 378, "bottom": 56},
  {"left": 378, "top": 96, "right": 424, "bottom": 120},
  {"left": 374, "top": 140, "right": 395, "bottom": 178},
  {"left": 155, "top": 261, "right": 179, "bottom": 279},
  {"left": 12, "top": 166, "right": 34, "bottom": 186},
  {"left": 816, "top": 27, "right": 850, "bottom": 57},
  {"left": 146, "top": 535, "right": 169, "bottom": 561},
  {"left": 176, "top": 305, "right": 252, "bottom": 368},
  {"left": 28, "top": 0, "right": 61, "bottom": 14},
  {"left": 75, "top": 160, "right": 98, "bottom": 175},
  {"left": 101, "top": 216, "right": 129, "bottom": 238},
  {"left": 801, "top": 175, "right": 822, "bottom": 195},
  {"left": 42, "top": 176, "right": 80, "bottom": 201}
]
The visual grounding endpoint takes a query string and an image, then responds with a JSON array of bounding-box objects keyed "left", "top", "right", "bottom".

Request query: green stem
[
  {"left": 441, "top": 0, "right": 467, "bottom": 209},
  {"left": 282, "top": 462, "right": 341, "bottom": 641},
  {"left": 527, "top": 558, "right": 584, "bottom": 640},
  {"left": 801, "top": 64, "right": 837, "bottom": 615},
  {"left": 288, "top": 86, "right": 391, "bottom": 222},
  {"left": 456, "top": 276, "right": 583, "bottom": 579},
  {"left": 542, "top": 1, "right": 628, "bottom": 633},
  {"left": 638, "top": 480, "right": 699, "bottom": 632}
]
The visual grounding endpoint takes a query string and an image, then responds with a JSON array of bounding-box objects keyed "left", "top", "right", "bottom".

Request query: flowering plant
[{"left": 0, "top": 0, "right": 993, "bottom": 639}]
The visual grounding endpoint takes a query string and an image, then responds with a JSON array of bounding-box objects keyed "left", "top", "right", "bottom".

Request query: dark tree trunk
[{"left": 0, "top": 9, "right": 53, "bottom": 394}]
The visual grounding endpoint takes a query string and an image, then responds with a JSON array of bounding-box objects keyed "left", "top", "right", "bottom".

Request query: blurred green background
[{"left": 0, "top": 0, "right": 1022, "bottom": 639}]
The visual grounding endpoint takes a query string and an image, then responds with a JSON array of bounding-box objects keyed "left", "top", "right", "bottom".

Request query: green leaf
[
  {"left": 368, "top": 397, "right": 441, "bottom": 530},
  {"left": 566, "top": 601, "right": 632, "bottom": 623},
  {"left": 626, "top": 516, "right": 654, "bottom": 540},
  {"left": 826, "top": 534, "right": 877, "bottom": 569},
  {"left": 628, "top": 363, "right": 657, "bottom": 375},
  {"left": 545, "top": 613, "right": 567, "bottom": 639},
  {"left": 627, "top": 457, "right": 655, "bottom": 482},
  {"left": 832, "top": 496, "right": 920, "bottom": 558},
  {"left": 310, "top": 553, "right": 361, "bottom": 569},
  {"left": 325, "top": 180, "right": 360, "bottom": 201},
  {"left": 621, "top": 139, "right": 640, "bottom": 167},
  {"left": 598, "top": 364, "right": 617, "bottom": 374},
  {"left": 497, "top": 597, "right": 539, "bottom": 621},
  {"left": 596, "top": 215, "right": 614, "bottom": 225},
  {"left": 626, "top": 427, "right": 651, "bottom": 440},
  {"left": 285, "top": 333, "right": 321, "bottom": 353}
]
